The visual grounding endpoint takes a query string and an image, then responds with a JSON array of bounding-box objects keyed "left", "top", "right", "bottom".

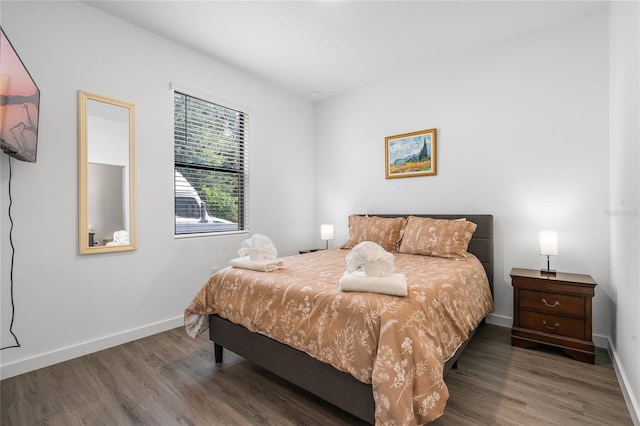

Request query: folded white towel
[
  {"left": 345, "top": 241, "right": 395, "bottom": 276},
  {"left": 238, "top": 234, "right": 278, "bottom": 260},
  {"left": 106, "top": 230, "right": 130, "bottom": 246},
  {"left": 339, "top": 271, "right": 408, "bottom": 296},
  {"left": 229, "top": 256, "right": 283, "bottom": 272}
]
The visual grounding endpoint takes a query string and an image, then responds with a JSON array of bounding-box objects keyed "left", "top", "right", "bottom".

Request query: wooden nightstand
[
  {"left": 510, "top": 268, "right": 596, "bottom": 364},
  {"left": 298, "top": 249, "right": 324, "bottom": 254}
]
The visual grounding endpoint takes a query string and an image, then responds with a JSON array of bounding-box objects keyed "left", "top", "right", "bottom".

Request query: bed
[{"left": 185, "top": 214, "right": 494, "bottom": 425}]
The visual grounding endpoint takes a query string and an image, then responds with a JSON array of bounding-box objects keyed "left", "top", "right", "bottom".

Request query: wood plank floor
[{"left": 1, "top": 324, "right": 633, "bottom": 425}]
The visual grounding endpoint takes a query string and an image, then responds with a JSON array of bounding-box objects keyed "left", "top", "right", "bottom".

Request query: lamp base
[{"left": 540, "top": 255, "right": 556, "bottom": 275}]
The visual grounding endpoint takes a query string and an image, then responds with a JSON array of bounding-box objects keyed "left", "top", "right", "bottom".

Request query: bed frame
[{"left": 209, "top": 214, "right": 494, "bottom": 424}]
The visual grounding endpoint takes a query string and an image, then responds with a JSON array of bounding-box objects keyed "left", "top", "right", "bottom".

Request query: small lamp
[
  {"left": 539, "top": 231, "right": 558, "bottom": 274},
  {"left": 321, "top": 224, "right": 334, "bottom": 249}
]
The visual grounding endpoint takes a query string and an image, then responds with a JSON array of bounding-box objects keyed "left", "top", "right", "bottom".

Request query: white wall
[
  {"left": 314, "top": 9, "right": 611, "bottom": 337},
  {"left": 0, "top": 1, "right": 315, "bottom": 378},
  {"left": 609, "top": 2, "right": 640, "bottom": 422}
]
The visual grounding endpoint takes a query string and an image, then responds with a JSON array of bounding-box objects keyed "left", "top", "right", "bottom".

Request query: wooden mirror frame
[{"left": 78, "top": 91, "right": 137, "bottom": 254}]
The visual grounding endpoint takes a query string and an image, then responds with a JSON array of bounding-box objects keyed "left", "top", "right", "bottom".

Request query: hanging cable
[{"left": 2, "top": 157, "right": 21, "bottom": 350}]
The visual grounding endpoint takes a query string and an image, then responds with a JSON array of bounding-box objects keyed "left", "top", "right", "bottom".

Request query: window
[{"left": 174, "top": 91, "right": 248, "bottom": 235}]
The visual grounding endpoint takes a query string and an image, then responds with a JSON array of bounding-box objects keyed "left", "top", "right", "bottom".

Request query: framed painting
[{"left": 385, "top": 128, "right": 437, "bottom": 179}]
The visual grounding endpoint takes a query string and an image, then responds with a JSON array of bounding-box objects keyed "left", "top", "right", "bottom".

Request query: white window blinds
[{"left": 174, "top": 91, "right": 249, "bottom": 235}]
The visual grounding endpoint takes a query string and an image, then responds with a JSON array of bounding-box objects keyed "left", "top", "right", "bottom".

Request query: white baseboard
[
  {"left": 0, "top": 316, "right": 183, "bottom": 380},
  {"left": 592, "top": 333, "right": 609, "bottom": 349},
  {"left": 608, "top": 338, "right": 640, "bottom": 426},
  {"left": 485, "top": 313, "right": 512, "bottom": 328}
]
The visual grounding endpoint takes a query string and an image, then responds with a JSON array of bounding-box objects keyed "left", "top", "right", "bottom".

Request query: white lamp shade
[
  {"left": 321, "top": 224, "right": 334, "bottom": 240},
  {"left": 539, "top": 231, "right": 558, "bottom": 256}
]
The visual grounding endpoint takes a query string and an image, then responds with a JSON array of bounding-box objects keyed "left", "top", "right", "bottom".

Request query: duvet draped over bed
[{"left": 184, "top": 249, "right": 493, "bottom": 425}]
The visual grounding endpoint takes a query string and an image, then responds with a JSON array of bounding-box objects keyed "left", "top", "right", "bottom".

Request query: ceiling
[{"left": 85, "top": 1, "right": 606, "bottom": 102}]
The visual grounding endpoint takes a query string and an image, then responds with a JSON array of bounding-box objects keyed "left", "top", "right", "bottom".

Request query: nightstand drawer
[
  {"left": 520, "top": 311, "right": 585, "bottom": 340},
  {"left": 519, "top": 289, "right": 585, "bottom": 317}
]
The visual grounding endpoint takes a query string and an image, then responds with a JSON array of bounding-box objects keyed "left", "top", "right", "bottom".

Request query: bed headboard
[{"left": 366, "top": 214, "right": 494, "bottom": 295}]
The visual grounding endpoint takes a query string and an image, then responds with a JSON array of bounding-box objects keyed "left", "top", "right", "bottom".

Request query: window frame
[{"left": 172, "top": 83, "right": 250, "bottom": 238}]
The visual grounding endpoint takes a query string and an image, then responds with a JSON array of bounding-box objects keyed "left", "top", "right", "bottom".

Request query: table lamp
[
  {"left": 539, "top": 231, "right": 558, "bottom": 274},
  {"left": 321, "top": 224, "right": 334, "bottom": 249}
]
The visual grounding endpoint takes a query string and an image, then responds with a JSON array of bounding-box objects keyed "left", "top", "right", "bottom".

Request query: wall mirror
[{"left": 79, "top": 91, "right": 136, "bottom": 254}]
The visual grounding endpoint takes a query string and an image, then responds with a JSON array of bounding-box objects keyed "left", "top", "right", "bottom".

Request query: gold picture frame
[{"left": 385, "top": 128, "right": 437, "bottom": 179}]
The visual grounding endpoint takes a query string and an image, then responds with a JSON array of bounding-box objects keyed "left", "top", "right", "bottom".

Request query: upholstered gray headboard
[{"left": 367, "top": 214, "right": 494, "bottom": 295}]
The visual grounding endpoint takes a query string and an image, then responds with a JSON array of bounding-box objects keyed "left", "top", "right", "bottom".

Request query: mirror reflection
[
  {"left": 88, "top": 163, "right": 125, "bottom": 245},
  {"left": 79, "top": 91, "right": 136, "bottom": 254}
]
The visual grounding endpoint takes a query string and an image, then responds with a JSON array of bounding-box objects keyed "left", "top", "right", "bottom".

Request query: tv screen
[{"left": 0, "top": 26, "right": 40, "bottom": 163}]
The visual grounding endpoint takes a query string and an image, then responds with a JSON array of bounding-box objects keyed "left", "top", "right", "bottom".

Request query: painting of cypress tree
[{"left": 385, "top": 128, "right": 437, "bottom": 179}]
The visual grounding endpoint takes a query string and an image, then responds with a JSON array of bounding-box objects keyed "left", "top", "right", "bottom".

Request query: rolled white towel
[
  {"left": 345, "top": 241, "right": 395, "bottom": 276},
  {"left": 229, "top": 256, "right": 283, "bottom": 272},
  {"left": 238, "top": 234, "right": 278, "bottom": 260},
  {"left": 339, "top": 271, "right": 407, "bottom": 296}
]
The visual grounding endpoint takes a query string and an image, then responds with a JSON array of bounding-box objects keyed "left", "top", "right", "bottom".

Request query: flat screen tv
[{"left": 0, "top": 26, "right": 40, "bottom": 163}]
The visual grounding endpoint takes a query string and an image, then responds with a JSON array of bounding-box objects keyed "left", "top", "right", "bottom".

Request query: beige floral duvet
[{"left": 184, "top": 248, "right": 493, "bottom": 425}]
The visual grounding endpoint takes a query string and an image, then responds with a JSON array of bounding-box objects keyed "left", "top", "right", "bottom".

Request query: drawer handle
[
  {"left": 541, "top": 298, "right": 560, "bottom": 308},
  {"left": 542, "top": 320, "right": 560, "bottom": 330}
]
